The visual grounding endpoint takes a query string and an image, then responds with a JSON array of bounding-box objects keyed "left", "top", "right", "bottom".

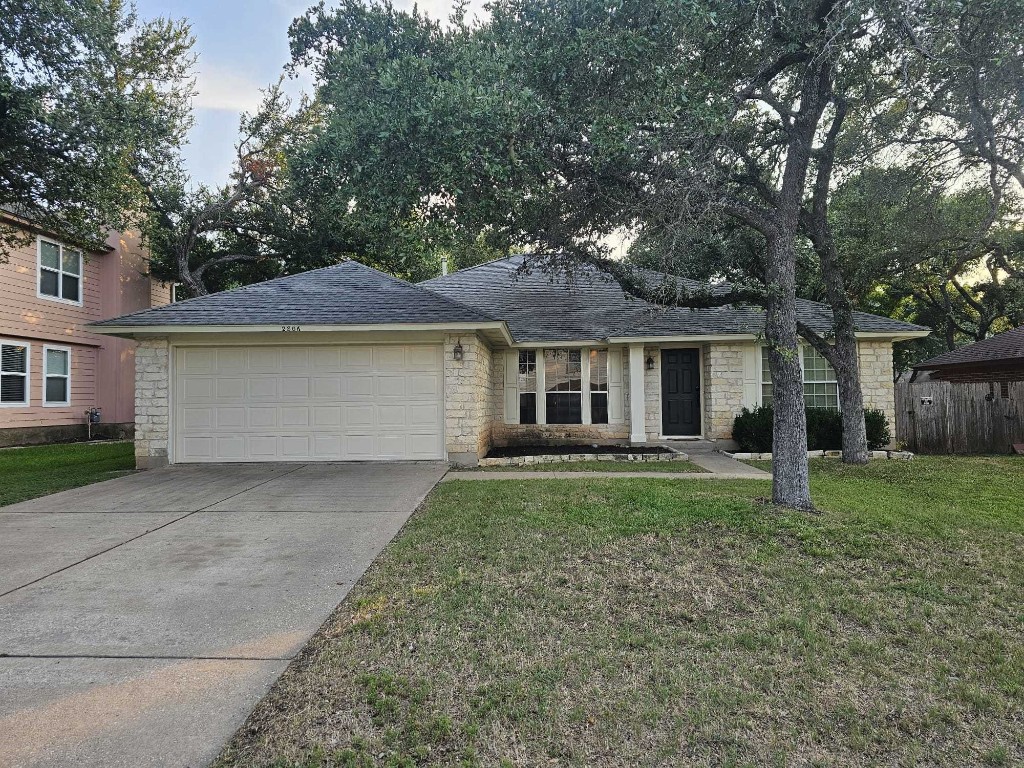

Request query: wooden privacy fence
[{"left": 895, "top": 380, "right": 1024, "bottom": 454}]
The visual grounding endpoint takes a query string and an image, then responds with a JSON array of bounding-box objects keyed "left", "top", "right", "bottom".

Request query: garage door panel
[
  {"left": 312, "top": 406, "right": 342, "bottom": 427},
  {"left": 183, "top": 408, "right": 213, "bottom": 429},
  {"left": 215, "top": 436, "right": 245, "bottom": 459},
  {"left": 216, "top": 378, "right": 245, "bottom": 399},
  {"left": 312, "top": 377, "right": 342, "bottom": 398},
  {"left": 247, "top": 348, "right": 280, "bottom": 372},
  {"left": 216, "top": 348, "right": 247, "bottom": 372},
  {"left": 375, "top": 347, "right": 406, "bottom": 369},
  {"left": 175, "top": 344, "right": 445, "bottom": 462},
  {"left": 376, "top": 376, "right": 406, "bottom": 397},
  {"left": 409, "top": 404, "right": 440, "bottom": 426},
  {"left": 216, "top": 408, "right": 245, "bottom": 428},
  {"left": 182, "top": 379, "right": 214, "bottom": 400},
  {"left": 248, "top": 407, "right": 278, "bottom": 428},
  {"left": 280, "top": 406, "right": 310, "bottom": 427},
  {"left": 345, "top": 376, "right": 374, "bottom": 397}
]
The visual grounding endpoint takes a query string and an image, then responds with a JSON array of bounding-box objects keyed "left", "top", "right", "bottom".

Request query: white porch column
[{"left": 628, "top": 344, "right": 646, "bottom": 444}]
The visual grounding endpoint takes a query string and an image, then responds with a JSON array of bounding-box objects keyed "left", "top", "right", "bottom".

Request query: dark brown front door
[{"left": 661, "top": 348, "right": 701, "bottom": 436}]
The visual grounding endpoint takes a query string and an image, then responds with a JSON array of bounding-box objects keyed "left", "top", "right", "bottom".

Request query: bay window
[{"left": 760, "top": 346, "right": 840, "bottom": 409}]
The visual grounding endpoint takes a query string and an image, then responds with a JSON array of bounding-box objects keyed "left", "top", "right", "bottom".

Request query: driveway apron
[{"left": 0, "top": 461, "right": 446, "bottom": 768}]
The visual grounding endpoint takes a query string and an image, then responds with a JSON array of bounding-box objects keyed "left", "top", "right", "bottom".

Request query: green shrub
[
  {"left": 732, "top": 405, "right": 891, "bottom": 453},
  {"left": 864, "top": 408, "right": 892, "bottom": 450}
]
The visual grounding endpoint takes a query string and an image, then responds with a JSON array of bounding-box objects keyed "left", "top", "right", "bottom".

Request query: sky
[{"left": 134, "top": 0, "right": 487, "bottom": 188}]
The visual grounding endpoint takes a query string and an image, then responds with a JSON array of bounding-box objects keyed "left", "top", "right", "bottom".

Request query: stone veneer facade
[
  {"left": 129, "top": 336, "right": 898, "bottom": 469},
  {"left": 443, "top": 333, "right": 493, "bottom": 465},
  {"left": 858, "top": 339, "right": 897, "bottom": 434},
  {"left": 134, "top": 337, "right": 171, "bottom": 468}
]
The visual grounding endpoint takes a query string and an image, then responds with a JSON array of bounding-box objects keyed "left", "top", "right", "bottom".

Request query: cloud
[{"left": 192, "top": 62, "right": 267, "bottom": 113}]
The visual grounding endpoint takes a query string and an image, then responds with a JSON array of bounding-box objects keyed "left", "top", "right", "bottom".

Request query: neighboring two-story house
[{"left": 0, "top": 209, "right": 172, "bottom": 446}]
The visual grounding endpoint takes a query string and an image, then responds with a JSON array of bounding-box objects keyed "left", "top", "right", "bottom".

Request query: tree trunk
[
  {"left": 833, "top": 333, "right": 869, "bottom": 463},
  {"left": 764, "top": 236, "right": 813, "bottom": 510},
  {"left": 812, "top": 241, "right": 870, "bottom": 464}
]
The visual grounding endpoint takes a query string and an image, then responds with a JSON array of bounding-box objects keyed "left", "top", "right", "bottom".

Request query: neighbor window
[
  {"left": 1, "top": 341, "right": 30, "bottom": 406},
  {"left": 590, "top": 348, "right": 609, "bottom": 424},
  {"left": 518, "top": 350, "right": 538, "bottom": 424},
  {"left": 43, "top": 347, "right": 70, "bottom": 406},
  {"left": 545, "top": 348, "right": 583, "bottom": 424},
  {"left": 761, "top": 346, "right": 840, "bottom": 409},
  {"left": 38, "top": 237, "right": 82, "bottom": 303}
]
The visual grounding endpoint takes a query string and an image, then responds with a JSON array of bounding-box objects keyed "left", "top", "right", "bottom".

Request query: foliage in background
[{"left": 0, "top": 0, "right": 194, "bottom": 258}]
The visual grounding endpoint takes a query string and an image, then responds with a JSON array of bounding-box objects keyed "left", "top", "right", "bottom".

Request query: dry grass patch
[{"left": 216, "top": 458, "right": 1024, "bottom": 767}]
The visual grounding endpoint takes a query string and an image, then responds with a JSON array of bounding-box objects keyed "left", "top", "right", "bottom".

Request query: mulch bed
[{"left": 486, "top": 443, "right": 674, "bottom": 458}]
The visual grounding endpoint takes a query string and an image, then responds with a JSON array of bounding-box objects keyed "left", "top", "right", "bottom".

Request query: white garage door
[{"left": 173, "top": 344, "right": 444, "bottom": 462}]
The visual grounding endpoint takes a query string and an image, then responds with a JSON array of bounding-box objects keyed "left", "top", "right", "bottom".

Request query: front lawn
[
  {"left": 0, "top": 441, "right": 135, "bottom": 507},
  {"left": 217, "top": 457, "right": 1024, "bottom": 767},
  {"left": 467, "top": 459, "right": 704, "bottom": 473}
]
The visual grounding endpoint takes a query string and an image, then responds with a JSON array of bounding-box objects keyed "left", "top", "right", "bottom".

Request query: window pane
[
  {"left": 62, "top": 274, "right": 80, "bottom": 301},
  {"left": 517, "top": 350, "right": 536, "bottom": 392},
  {"left": 545, "top": 349, "right": 582, "bottom": 393},
  {"left": 546, "top": 392, "right": 582, "bottom": 424},
  {"left": 591, "top": 392, "right": 608, "bottom": 424},
  {"left": 40, "top": 241, "right": 60, "bottom": 269},
  {"left": 40, "top": 269, "right": 59, "bottom": 297},
  {"left": 519, "top": 392, "right": 537, "bottom": 424},
  {"left": 761, "top": 347, "right": 773, "bottom": 383},
  {"left": 590, "top": 349, "right": 608, "bottom": 391},
  {"left": 46, "top": 376, "right": 68, "bottom": 403},
  {"left": 1, "top": 344, "right": 27, "bottom": 373},
  {"left": 46, "top": 349, "right": 69, "bottom": 375},
  {"left": 1, "top": 374, "right": 26, "bottom": 402},
  {"left": 62, "top": 249, "right": 81, "bottom": 275},
  {"left": 802, "top": 347, "right": 836, "bottom": 383}
]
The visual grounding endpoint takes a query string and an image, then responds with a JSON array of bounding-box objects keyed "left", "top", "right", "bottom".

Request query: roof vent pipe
[{"left": 440, "top": 255, "right": 449, "bottom": 276}]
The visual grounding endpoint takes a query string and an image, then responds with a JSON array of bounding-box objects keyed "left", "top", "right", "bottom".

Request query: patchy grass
[
  {"left": 216, "top": 457, "right": 1024, "bottom": 767},
  {"left": 0, "top": 441, "right": 135, "bottom": 507},
  {"left": 464, "top": 459, "right": 704, "bottom": 473}
]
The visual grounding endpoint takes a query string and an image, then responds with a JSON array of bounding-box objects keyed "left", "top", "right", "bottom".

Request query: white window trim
[
  {"left": 758, "top": 344, "right": 841, "bottom": 410},
  {"left": 36, "top": 235, "right": 84, "bottom": 306},
  {"left": 42, "top": 345, "right": 71, "bottom": 407},
  {"left": 0, "top": 339, "right": 31, "bottom": 407},
  {"left": 542, "top": 348, "right": 585, "bottom": 425}
]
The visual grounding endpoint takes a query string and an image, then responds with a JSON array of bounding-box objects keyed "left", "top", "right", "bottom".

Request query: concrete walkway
[
  {"left": 446, "top": 444, "right": 770, "bottom": 481},
  {"left": 0, "top": 461, "right": 446, "bottom": 768}
]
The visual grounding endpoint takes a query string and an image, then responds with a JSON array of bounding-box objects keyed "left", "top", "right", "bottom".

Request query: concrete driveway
[{"left": 0, "top": 461, "right": 447, "bottom": 768}]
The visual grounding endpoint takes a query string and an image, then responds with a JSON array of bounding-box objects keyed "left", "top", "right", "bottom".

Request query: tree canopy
[{"left": 0, "top": 0, "right": 194, "bottom": 255}]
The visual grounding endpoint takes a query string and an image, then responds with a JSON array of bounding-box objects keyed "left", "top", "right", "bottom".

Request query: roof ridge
[{"left": 421, "top": 253, "right": 521, "bottom": 285}]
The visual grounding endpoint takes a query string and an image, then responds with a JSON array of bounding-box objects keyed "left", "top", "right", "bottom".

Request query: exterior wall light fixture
[
  {"left": 453, "top": 339, "right": 464, "bottom": 361},
  {"left": 646, "top": 354, "right": 655, "bottom": 370}
]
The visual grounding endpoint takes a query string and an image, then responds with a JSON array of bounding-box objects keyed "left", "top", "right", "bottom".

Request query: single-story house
[
  {"left": 912, "top": 326, "right": 1024, "bottom": 389},
  {"left": 91, "top": 255, "right": 928, "bottom": 468}
]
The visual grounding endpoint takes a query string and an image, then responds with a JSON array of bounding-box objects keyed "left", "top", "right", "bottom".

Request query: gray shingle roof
[
  {"left": 91, "top": 260, "right": 497, "bottom": 328},
  {"left": 420, "top": 255, "right": 928, "bottom": 342},
  {"left": 914, "top": 326, "right": 1024, "bottom": 369}
]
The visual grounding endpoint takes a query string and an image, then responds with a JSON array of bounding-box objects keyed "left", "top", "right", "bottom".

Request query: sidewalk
[{"left": 445, "top": 442, "right": 771, "bottom": 481}]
